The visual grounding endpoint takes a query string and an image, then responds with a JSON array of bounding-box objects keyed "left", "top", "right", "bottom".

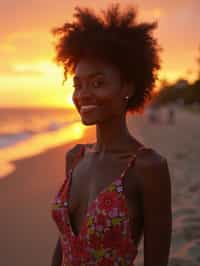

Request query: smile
[{"left": 80, "top": 105, "right": 98, "bottom": 114}]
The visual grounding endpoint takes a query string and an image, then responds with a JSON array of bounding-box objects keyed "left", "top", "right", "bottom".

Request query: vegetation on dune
[
  {"left": 151, "top": 45, "right": 200, "bottom": 110},
  {"left": 152, "top": 79, "right": 200, "bottom": 107}
]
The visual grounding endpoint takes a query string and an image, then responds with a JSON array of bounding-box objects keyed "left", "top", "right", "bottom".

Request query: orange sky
[{"left": 0, "top": 0, "right": 199, "bottom": 108}]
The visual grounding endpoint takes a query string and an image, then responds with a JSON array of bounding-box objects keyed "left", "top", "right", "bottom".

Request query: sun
[{"left": 66, "top": 93, "right": 75, "bottom": 109}]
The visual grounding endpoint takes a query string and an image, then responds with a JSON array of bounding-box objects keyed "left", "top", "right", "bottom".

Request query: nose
[{"left": 72, "top": 84, "right": 93, "bottom": 107}]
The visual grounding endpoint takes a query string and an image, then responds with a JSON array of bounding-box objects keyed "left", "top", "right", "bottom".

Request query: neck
[{"left": 93, "top": 113, "right": 137, "bottom": 154}]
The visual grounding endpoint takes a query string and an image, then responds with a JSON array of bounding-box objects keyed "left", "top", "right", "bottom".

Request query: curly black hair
[{"left": 52, "top": 3, "right": 161, "bottom": 114}]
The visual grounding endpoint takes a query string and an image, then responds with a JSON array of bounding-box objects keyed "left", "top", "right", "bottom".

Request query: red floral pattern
[{"left": 51, "top": 144, "right": 146, "bottom": 265}]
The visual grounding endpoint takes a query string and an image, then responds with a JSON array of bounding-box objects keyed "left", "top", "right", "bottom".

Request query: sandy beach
[
  {"left": 0, "top": 105, "right": 199, "bottom": 266},
  {"left": 0, "top": 126, "right": 96, "bottom": 266},
  {"left": 131, "top": 106, "right": 200, "bottom": 266}
]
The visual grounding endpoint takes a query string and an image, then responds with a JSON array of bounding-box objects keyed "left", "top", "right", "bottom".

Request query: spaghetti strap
[
  {"left": 68, "top": 144, "right": 148, "bottom": 183},
  {"left": 68, "top": 144, "right": 85, "bottom": 179},
  {"left": 120, "top": 145, "right": 148, "bottom": 179},
  {"left": 54, "top": 145, "right": 84, "bottom": 203},
  {"left": 51, "top": 143, "right": 145, "bottom": 264}
]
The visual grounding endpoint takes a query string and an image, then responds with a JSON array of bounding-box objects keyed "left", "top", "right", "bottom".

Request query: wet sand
[
  {"left": 0, "top": 105, "right": 199, "bottom": 266},
  {"left": 0, "top": 126, "right": 96, "bottom": 266}
]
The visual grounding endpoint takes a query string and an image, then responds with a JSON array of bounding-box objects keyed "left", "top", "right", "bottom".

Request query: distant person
[
  {"left": 51, "top": 3, "right": 172, "bottom": 266},
  {"left": 148, "top": 106, "right": 160, "bottom": 124},
  {"left": 149, "top": 108, "right": 157, "bottom": 123},
  {"left": 168, "top": 106, "right": 175, "bottom": 124}
]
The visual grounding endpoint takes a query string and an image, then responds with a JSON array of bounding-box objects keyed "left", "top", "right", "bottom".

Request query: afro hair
[{"left": 52, "top": 3, "right": 162, "bottom": 114}]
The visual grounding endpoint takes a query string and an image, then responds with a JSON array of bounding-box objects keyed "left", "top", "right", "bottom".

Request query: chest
[{"left": 67, "top": 155, "right": 142, "bottom": 231}]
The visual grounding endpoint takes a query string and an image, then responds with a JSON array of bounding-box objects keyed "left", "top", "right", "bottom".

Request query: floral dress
[{"left": 51, "top": 144, "right": 146, "bottom": 265}]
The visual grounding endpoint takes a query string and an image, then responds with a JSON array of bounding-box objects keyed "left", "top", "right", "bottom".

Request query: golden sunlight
[
  {"left": 13, "top": 61, "right": 62, "bottom": 76},
  {"left": 63, "top": 75, "right": 76, "bottom": 109},
  {"left": 0, "top": 60, "right": 77, "bottom": 109}
]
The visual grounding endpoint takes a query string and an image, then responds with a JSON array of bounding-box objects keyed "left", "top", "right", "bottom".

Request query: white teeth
[{"left": 80, "top": 105, "right": 97, "bottom": 111}]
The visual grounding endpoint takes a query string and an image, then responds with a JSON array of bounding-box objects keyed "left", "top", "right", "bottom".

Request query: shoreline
[
  {"left": 0, "top": 107, "right": 199, "bottom": 266},
  {"left": 0, "top": 121, "right": 92, "bottom": 179},
  {"left": 0, "top": 126, "right": 96, "bottom": 266}
]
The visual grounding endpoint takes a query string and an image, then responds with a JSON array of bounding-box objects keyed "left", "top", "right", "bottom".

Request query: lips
[{"left": 80, "top": 104, "right": 98, "bottom": 114}]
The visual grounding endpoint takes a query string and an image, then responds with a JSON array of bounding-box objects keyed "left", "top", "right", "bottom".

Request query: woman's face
[{"left": 72, "top": 57, "right": 130, "bottom": 125}]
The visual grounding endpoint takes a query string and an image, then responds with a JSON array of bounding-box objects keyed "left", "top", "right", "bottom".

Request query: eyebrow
[{"left": 73, "top": 71, "right": 104, "bottom": 81}]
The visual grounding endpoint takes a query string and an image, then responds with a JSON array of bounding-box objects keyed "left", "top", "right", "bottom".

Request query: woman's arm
[
  {"left": 140, "top": 152, "right": 172, "bottom": 266},
  {"left": 50, "top": 144, "right": 82, "bottom": 266},
  {"left": 51, "top": 237, "right": 62, "bottom": 266}
]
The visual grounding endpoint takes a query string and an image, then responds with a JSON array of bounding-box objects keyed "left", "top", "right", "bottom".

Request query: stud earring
[{"left": 124, "top": 95, "right": 129, "bottom": 101}]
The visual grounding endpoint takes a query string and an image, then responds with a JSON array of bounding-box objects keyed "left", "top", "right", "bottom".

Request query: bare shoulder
[
  {"left": 65, "top": 143, "right": 83, "bottom": 160},
  {"left": 65, "top": 143, "right": 84, "bottom": 176},
  {"left": 136, "top": 147, "right": 167, "bottom": 167},
  {"left": 135, "top": 148, "right": 168, "bottom": 181},
  {"left": 133, "top": 147, "right": 170, "bottom": 188}
]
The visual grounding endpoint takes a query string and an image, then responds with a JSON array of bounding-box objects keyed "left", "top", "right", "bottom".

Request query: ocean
[{"left": 0, "top": 107, "right": 86, "bottom": 179}]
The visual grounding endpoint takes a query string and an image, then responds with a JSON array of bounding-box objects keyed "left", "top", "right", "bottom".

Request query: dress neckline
[{"left": 64, "top": 143, "right": 147, "bottom": 238}]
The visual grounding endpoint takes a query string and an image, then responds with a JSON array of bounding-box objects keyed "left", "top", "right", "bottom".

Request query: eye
[{"left": 92, "top": 79, "right": 104, "bottom": 88}]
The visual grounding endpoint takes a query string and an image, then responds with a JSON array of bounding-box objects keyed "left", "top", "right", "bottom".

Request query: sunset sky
[{"left": 0, "top": 0, "right": 200, "bottom": 109}]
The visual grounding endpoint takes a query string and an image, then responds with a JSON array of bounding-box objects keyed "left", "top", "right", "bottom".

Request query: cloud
[
  {"left": 0, "top": 63, "right": 43, "bottom": 77},
  {"left": 0, "top": 61, "right": 62, "bottom": 78},
  {"left": 0, "top": 30, "right": 55, "bottom": 76},
  {"left": 0, "top": 0, "right": 200, "bottom": 84}
]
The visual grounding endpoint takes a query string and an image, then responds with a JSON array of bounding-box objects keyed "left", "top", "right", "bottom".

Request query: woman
[{"left": 51, "top": 3, "right": 172, "bottom": 266}]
